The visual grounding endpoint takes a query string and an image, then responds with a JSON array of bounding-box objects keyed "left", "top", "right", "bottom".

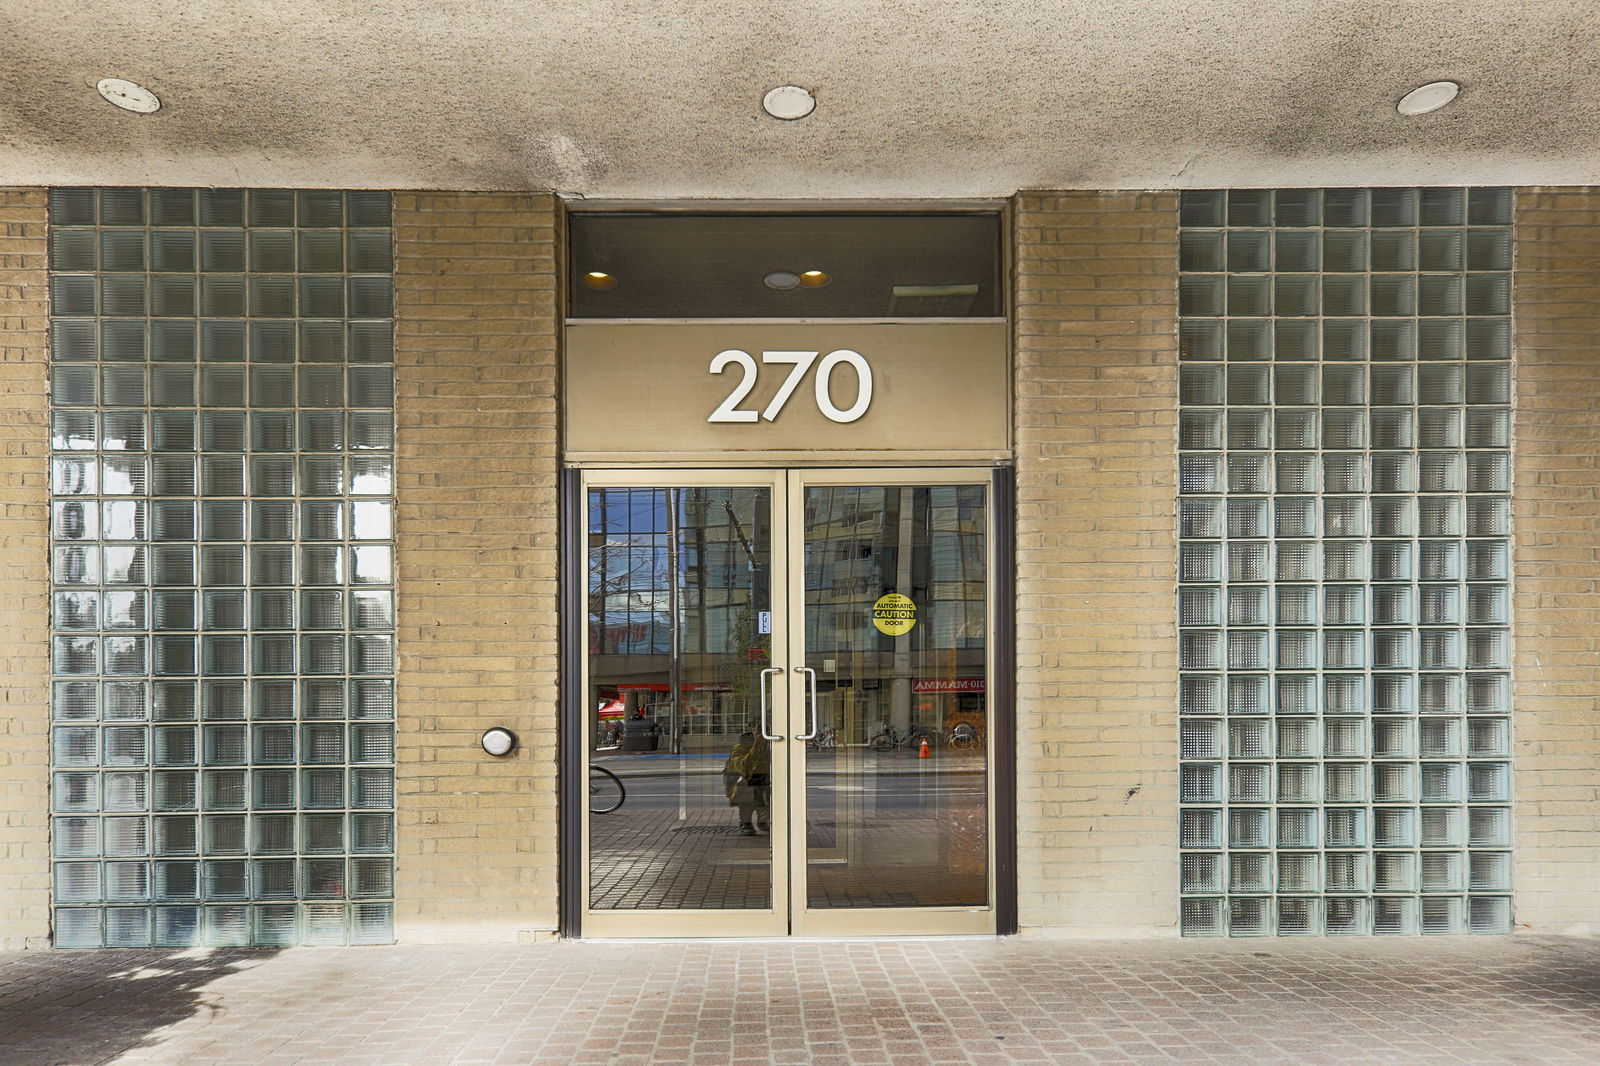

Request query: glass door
[
  {"left": 578, "top": 469, "right": 993, "bottom": 937},
  {"left": 581, "top": 471, "right": 791, "bottom": 937},
  {"left": 788, "top": 470, "right": 994, "bottom": 936}
]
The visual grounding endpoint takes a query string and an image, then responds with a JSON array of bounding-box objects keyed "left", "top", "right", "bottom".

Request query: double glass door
[{"left": 581, "top": 469, "right": 995, "bottom": 937}]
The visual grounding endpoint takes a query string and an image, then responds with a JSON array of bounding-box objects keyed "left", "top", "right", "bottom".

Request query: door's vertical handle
[
  {"left": 793, "top": 666, "right": 818, "bottom": 741},
  {"left": 758, "top": 666, "right": 785, "bottom": 740}
]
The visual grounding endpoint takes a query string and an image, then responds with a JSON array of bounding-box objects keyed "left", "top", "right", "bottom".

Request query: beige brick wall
[
  {"left": 1012, "top": 192, "right": 1181, "bottom": 935},
  {"left": 0, "top": 188, "right": 51, "bottom": 951},
  {"left": 393, "top": 193, "right": 562, "bottom": 943},
  {"left": 1512, "top": 188, "right": 1600, "bottom": 933}
]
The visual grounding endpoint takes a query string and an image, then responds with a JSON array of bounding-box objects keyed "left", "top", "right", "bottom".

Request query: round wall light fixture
[
  {"left": 1396, "top": 80, "right": 1460, "bottom": 116},
  {"left": 480, "top": 727, "right": 518, "bottom": 757},
  {"left": 762, "top": 85, "right": 816, "bottom": 121},
  {"left": 96, "top": 78, "right": 161, "bottom": 114},
  {"left": 763, "top": 270, "right": 801, "bottom": 290},
  {"left": 797, "top": 270, "right": 831, "bottom": 288},
  {"left": 580, "top": 271, "right": 617, "bottom": 290}
]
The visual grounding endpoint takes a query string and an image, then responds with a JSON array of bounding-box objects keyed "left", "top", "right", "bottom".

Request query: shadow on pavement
[{"left": 0, "top": 947, "right": 277, "bottom": 1066}]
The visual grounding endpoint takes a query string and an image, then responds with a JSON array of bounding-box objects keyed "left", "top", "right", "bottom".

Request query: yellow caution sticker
[{"left": 871, "top": 592, "right": 917, "bottom": 636}]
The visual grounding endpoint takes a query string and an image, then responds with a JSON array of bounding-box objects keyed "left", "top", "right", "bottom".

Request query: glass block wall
[
  {"left": 1176, "top": 188, "right": 1514, "bottom": 936},
  {"left": 47, "top": 189, "right": 397, "bottom": 948}
]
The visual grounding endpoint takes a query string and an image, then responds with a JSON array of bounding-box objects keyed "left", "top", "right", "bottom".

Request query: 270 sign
[{"left": 707, "top": 349, "right": 874, "bottom": 424}]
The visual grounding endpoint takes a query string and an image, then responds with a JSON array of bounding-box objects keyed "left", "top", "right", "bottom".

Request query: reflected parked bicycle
[
  {"left": 805, "top": 727, "right": 837, "bottom": 752},
  {"left": 589, "top": 765, "right": 625, "bottom": 813},
  {"left": 947, "top": 722, "right": 983, "bottom": 751},
  {"left": 869, "top": 723, "right": 938, "bottom": 753}
]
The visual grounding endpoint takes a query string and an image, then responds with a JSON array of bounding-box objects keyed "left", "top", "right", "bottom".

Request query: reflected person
[{"left": 724, "top": 722, "right": 771, "bottom": 836}]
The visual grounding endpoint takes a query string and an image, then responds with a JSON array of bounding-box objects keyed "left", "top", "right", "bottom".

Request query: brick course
[
  {"left": 1012, "top": 191, "right": 1182, "bottom": 934},
  {"left": 392, "top": 193, "right": 561, "bottom": 942},
  {"left": 0, "top": 188, "right": 50, "bottom": 951},
  {"left": 1512, "top": 188, "right": 1600, "bottom": 932}
]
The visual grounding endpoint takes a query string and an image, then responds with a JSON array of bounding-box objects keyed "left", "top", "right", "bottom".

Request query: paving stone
[{"left": 1, "top": 937, "right": 1599, "bottom": 1065}]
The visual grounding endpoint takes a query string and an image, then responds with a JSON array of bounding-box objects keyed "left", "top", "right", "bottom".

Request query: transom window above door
[{"left": 568, "top": 213, "right": 1002, "bottom": 319}]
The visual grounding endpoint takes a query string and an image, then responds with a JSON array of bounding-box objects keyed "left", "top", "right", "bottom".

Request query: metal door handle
[
  {"left": 793, "top": 666, "right": 818, "bottom": 741},
  {"left": 758, "top": 667, "right": 784, "bottom": 740}
]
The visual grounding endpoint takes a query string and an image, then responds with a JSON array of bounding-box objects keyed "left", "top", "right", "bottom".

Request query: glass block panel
[
  {"left": 351, "top": 814, "right": 394, "bottom": 854},
  {"left": 49, "top": 189, "right": 394, "bottom": 948},
  {"left": 1419, "top": 897, "right": 1464, "bottom": 935},
  {"left": 348, "top": 902, "right": 393, "bottom": 945},
  {"left": 253, "top": 903, "right": 299, "bottom": 945},
  {"left": 147, "top": 906, "right": 197, "bottom": 947},
  {"left": 1274, "top": 807, "right": 1317, "bottom": 848},
  {"left": 1185, "top": 674, "right": 1224, "bottom": 722},
  {"left": 1177, "top": 187, "right": 1511, "bottom": 938},
  {"left": 1181, "top": 809, "right": 1222, "bottom": 849},
  {"left": 1181, "top": 853, "right": 1223, "bottom": 894},
  {"left": 1180, "top": 896, "right": 1226, "bottom": 937},
  {"left": 54, "top": 907, "right": 104, "bottom": 948},
  {"left": 1469, "top": 896, "right": 1511, "bottom": 935},
  {"left": 1224, "top": 676, "right": 1267, "bottom": 716}
]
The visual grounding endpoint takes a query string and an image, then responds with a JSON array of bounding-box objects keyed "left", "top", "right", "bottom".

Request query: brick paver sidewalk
[{"left": 3, "top": 936, "right": 1599, "bottom": 1065}]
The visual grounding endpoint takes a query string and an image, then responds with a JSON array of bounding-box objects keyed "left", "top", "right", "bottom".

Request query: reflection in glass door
[
  {"left": 796, "top": 480, "right": 989, "bottom": 925},
  {"left": 583, "top": 478, "right": 789, "bottom": 937},
  {"left": 578, "top": 470, "right": 994, "bottom": 937}
]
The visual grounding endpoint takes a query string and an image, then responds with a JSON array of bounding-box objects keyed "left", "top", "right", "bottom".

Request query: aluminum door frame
[{"left": 562, "top": 466, "right": 1010, "bottom": 938}]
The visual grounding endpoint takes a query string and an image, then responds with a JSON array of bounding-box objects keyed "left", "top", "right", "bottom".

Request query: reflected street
[{"left": 589, "top": 750, "right": 988, "bottom": 911}]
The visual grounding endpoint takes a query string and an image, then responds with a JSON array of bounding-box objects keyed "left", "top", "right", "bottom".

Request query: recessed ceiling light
[
  {"left": 797, "top": 270, "right": 831, "bottom": 288},
  {"left": 96, "top": 78, "right": 161, "bottom": 114},
  {"left": 1396, "top": 80, "right": 1460, "bottom": 117},
  {"left": 580, "top": 271, "right": 617, "bottom": 290},
  {"left": 762, "top": 85, "right": 816, "bottom": 121},
  {"left": 763, "top": 270, "right": 800, "bottom": 290}
]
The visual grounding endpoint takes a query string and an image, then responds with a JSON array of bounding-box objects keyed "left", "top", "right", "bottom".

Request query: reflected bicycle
[
  {"left": 589, "top": 765, "right": 625, "bottom": 813},
  {"left": 869, "top": 724, "right": 938, "bottom": 753},
  {"left": 805, "top": 728, "right": 837, "bottom": 752},
  {"left": 947, "top": 723, "right": 983, "bottom": 751}
]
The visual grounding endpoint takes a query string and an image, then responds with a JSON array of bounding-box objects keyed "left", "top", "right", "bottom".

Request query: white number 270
[{"left": 707, "top": 349, "right": 873, "bottom": 424}]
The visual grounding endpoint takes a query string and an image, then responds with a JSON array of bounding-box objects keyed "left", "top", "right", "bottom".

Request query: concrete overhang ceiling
[{"left": 2, "top": 0, "right": 1597, "bottom": 197}]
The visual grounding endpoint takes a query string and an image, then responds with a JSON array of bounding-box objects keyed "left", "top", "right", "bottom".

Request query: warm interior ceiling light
[
  {"left": 580, "top": 271, "right": 617, "bottom": 290},
  {"left": 797, "top": 270, "right": 831, "bottom": 288},
  {"left": 762, "top": 85, "right": 816, "bottom": 121},
  {"left": 1396, "top": 81, "right": 1460, "bottom": 116},
  {"left": 96, "top": 78, "right": 161, "bottom": 114},
  {"left": 763, "top": 270, "right": 800, "bottom": 290}
]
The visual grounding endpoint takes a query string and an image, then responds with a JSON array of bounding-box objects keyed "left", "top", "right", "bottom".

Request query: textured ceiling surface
[{"left": 2, "top": 0, "right": 1597, "bottom": 197}]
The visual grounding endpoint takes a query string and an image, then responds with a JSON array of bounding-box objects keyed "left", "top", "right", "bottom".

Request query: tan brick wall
[
  {"left": 0, "top": 188, "right": 51, "bottom": 951},
  {"left": 1012, "top": 192, "right": 1181, "bottom": 935},
  {"left": 1512, "top": 188, "right": 1600, "bottom": 933},
  {"left": 393, "top": 193, "right": 561, "bottom": 943}
]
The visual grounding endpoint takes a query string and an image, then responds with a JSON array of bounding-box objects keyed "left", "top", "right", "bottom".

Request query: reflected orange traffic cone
[{"left": 919, "top": 736, "right": 932, "bottom": 759}]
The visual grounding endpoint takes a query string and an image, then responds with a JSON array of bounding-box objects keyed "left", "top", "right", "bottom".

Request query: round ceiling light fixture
[
  {"left": 762, "top": 85, "right": 816, "bottom": 121},
  {"left": 1396, "top": 80, "right": 1460, "bottom": 116},
  {"left": 763, "top": 270, "right": 801, "bottom": 290},
  {"left": 797, "top": 270, "right": 831, "bottom": 288},
  {"left": 96, "top": 78, "right": 161, "bottom": 114},
  {"left": 580, "top": 271, "right": 617, "bottom": 290}
]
